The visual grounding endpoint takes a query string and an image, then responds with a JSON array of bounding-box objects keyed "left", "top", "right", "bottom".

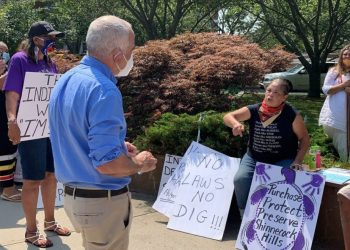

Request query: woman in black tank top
[{"left": 223, "top": 78, "right": 310, "bottom": 217}]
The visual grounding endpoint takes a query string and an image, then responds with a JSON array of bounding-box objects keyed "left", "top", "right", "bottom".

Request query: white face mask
[{"left": 116, "top": 53, "right": 133, "bottom": 77}]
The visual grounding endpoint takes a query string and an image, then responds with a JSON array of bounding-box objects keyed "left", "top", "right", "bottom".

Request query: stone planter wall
[
  {"left": 313, "top": 182, "right": 345, "bottom": 249},
  {"left": 129, "top": 154, "right": 165, "bottom": 196}
]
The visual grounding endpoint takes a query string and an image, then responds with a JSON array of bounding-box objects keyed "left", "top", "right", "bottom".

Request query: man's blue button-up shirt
[{"left": 49, "top": 55, "right": 130, "bottom": 189}]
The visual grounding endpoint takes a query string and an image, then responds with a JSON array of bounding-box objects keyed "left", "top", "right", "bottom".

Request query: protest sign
[
  {"left": 153, "top": 142, "right": 200, "bottom": 217},
  {"left": 158, "top": 154, "right": 182, "bottom": 196},
  {"left": 153, "top": 141, "right": 240, "bottom": 240},
  {"left": 37, "top": 182, "right": 64, "bottom": 208},
  {"left": 236, "top": 163, "right": 325, "bottom": 250},
  {"left": 17, "top": 72, "right": 61, "bottom": 141},
  {"left": 14, "top": 153, "right": 23, "bottom": 183}
]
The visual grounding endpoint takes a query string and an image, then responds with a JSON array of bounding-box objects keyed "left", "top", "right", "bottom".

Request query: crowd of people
[
  {"left": 0, "top": 14, "right": 349, "bottom": 250},
  {"left": 0, "top": 17, "right": 157, "bottom": 249}
]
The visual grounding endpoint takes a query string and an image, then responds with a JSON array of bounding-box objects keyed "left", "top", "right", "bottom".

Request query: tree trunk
[{"left": 308, "top": 65, "right": 321, "bottom": 98}]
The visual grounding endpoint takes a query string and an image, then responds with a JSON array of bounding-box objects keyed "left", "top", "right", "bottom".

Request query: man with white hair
[{"left": 49, "top": 16, "right": 157, "bottom": 249}]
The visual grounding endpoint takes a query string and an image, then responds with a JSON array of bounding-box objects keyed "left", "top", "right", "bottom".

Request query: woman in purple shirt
[{"left": 4, "top": 21, "right": 70, "bottom": 248}]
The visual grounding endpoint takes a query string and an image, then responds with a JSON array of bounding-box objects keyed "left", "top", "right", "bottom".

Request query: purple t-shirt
[{"left": 3, "top": 51, "right": 57, "bottom": 95}]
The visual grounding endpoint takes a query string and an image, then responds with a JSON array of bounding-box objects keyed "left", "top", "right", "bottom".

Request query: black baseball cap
[{"left": 28, "top": 21, "right": 65, "bottom": 38}]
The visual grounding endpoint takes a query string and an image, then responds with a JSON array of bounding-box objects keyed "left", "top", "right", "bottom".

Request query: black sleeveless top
[{"left": 247, "top": 102, "right": 298, "bottom": 163}]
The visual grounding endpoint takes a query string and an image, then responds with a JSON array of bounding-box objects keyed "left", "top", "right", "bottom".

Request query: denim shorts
[{"left": 19, "top": 138, "right": 54, "bottom": 180}]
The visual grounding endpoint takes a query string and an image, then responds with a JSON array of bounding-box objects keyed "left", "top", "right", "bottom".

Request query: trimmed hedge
[
  {"left": 133, "top": 111, "right": 248, "bottom": 157},
  {"left": 120, "top": 33, "right": 295, "bottom": 139},
  {"left": 133, "top": 94, "right": 349, "bottom": 169}
]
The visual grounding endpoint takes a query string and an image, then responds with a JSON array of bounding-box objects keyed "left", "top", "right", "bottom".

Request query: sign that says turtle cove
[
  {"left": 236, "top": 163, "right": 325, "bottom": 250},
  {"left": 17, "top": 72, "right": 61, "bottom": 141}
]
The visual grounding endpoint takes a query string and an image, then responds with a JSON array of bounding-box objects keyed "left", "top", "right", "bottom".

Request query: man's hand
[
  {"left": 133, "top": 151, "right": 157, "bottom": 174},
  {"left": 125, "top": 141, "right": 139, "bottom": 157}
]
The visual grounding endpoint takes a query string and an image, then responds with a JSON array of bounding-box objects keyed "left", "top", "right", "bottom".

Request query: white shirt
[{"left": 319, "top": 69, "right": 350, "bottom": 132}]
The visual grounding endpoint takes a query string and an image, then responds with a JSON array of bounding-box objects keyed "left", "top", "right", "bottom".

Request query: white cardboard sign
[
  {"left": 153, "top": 142, "right": 199, "bottom": 217},
  {"left": 37, "top": 182, "right": 64, "bottom": 208},
  {"left": 158, "top": 154, "right": 182, "bottom": 196},
  {"left": 14, "top": 152, "right": 23, "bottom": 183},
  {"left": 236, "top": 163, "right": 325, "bottom": 250},
  {"left": 153, "top": 141, "right": 240, "bottom": 240},
  {"left": 17, "top": 72, "right": 61, "bottom": 141}
]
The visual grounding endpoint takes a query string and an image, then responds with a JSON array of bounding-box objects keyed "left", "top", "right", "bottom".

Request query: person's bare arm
[
  {"left": 291, "top": 114, "right": 310, "bottom": 168},
  {"left": 327, "top": 79, "right": 350, "bottom": 95},
  {"left": 223, "top": 107, "right": 251, "bottom": 137},
  {"left": 6, "top": 90, "right": 21, "bottom": 144},
  {"left": 0, "top": 72, "right": 7, "bottom": 89},
  {"left": 0, "top": 60, "right": 6, "bottom": 76}
]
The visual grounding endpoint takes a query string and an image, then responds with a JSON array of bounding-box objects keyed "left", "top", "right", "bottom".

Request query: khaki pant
[
  {"left": 64, "top": 191, "right": 132, "bottom": 250},
  {"left": 338, "top": 185, "right": 350, "bottom": 250}
]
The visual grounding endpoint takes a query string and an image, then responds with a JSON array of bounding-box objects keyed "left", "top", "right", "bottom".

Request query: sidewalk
[{"left": 0, "top": 192, "right": 238, "bottom": 250}]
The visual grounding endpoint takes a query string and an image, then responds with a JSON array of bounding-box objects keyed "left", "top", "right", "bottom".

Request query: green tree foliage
[
  {"left": 0, "top": 0, "right": 232, "bottom": 52},
  {"left": 237, "top": 0, "right": 350, "bottom": 97},
  {"left": 0, "top": 0, "right": 42, "bottom": 52},
  {"left": 217, "top": 4, "right": 279, "bottom": 48},
  {"left": 49, "top": 0, "right": 125, "bottom": 53},
  {"left": 120, "top": 0, "right": 230, "bottom": 41}
]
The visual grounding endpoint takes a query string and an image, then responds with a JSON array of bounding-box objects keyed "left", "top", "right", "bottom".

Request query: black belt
[{"left": 64, "top": 185, "right": 128, "bottom": 198}]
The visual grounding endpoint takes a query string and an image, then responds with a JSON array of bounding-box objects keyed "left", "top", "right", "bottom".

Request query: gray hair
[
  {"left": 268, "top": 78, "right": 292, "bottom": 94},
  {"left": 0, "top": 41, "right": 8, "bottom": 51},
  {"left": 86, "top": 15, "right": 132, "bottom": 57}
]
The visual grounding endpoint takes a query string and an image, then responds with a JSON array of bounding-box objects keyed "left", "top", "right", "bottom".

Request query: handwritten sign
[
  {"left": 153, "top": 142, "right": 199, "bottom": 217},
  {"left": 153, "top": 141, "right": 240, "bottom": 240},
  {"left": 37, "top": 182, "right": 64, "bottom": 208},
  {"left": 158, "top": 154, "right": 182, "bottom": 196},
  {"left": 14, "top": 152, "right": 23, "bottom": 183},
  {"left": 17, "top": 72, "right": 61, "bottom": 141},
  {"left": 236, "top": 163, "right": 325, "bottom": 250}
]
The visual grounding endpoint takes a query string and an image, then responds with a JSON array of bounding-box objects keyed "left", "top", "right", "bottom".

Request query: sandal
[
  {"left": 1, "top": 193, "right": 21, "bottom": 202},
  {"left": 25, "top": 230, "right": 53, "bottom": 248},
  {"left": 44, "top": 220, "right": 71, "bottom": 236}
]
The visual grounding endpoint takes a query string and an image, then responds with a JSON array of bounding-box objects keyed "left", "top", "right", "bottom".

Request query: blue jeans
[{"left": 234, "top": 153, "right": 293, "bottom": 211}]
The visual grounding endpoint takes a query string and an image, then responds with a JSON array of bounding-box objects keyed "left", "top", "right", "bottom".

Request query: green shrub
[
  {"left": 120, "top": 33, "right": 294, "bottom": 139},
  {"left": 133, "top": 111, "right": 248, "bottom": 157},
  {"left": 134, "top": 95, "right": 347, "bottom": 168}
]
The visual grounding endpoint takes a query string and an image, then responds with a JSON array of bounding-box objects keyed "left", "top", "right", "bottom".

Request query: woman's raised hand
[{"left": 232, "top": 123, "right": 245, "bottom": 137}]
